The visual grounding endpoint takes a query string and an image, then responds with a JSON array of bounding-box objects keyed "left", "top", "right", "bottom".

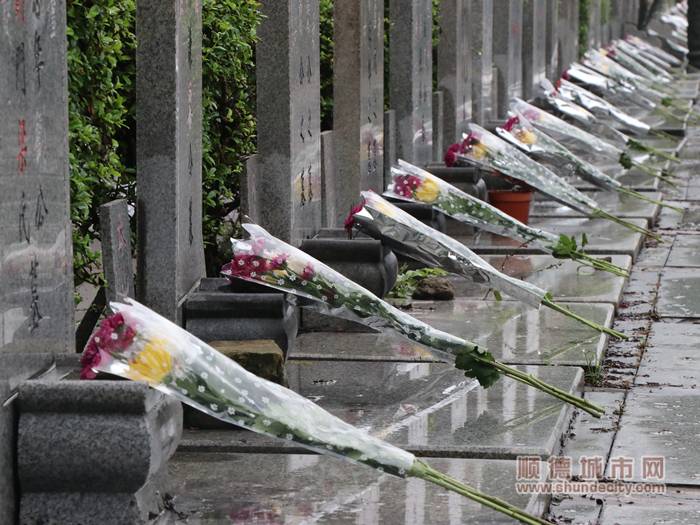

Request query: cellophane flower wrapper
[
  {"left": 604, "top": 46, "right": 671, "bottom": 85},
  {"left": 625, "top": 35, "right": 682, "bottom": 68},
  {"left": 460, "top": 123, "right": 599, "bottom": 215},
  {"left": 509, "top": 98, "right": 624, "bottom": 165},
  {"left": 386, "top": 160, "right": 564, "bottom": 246},
  {"left": 223, "top": 224, "right": 505, "bottom": 385},
  {"left": 554, "top": 78, "right": 651, "bottom": 136},
  {"left": 351, "top": 191, "right": 545, "bottom": 308},
  {"left": 384, "top": 161, "right": 629, "bottom": 277},
  {"left": 83, "top": 298, "right": 415, "bottom": 476},
  {"left": 84, "top": 301, "right": 558, "bottom": 525},
  {"left": 496, "top": 113, "right": 623, "bottom": 193},
  {"left": 613, "top": 40, "right": 674, "bottom": 82}
]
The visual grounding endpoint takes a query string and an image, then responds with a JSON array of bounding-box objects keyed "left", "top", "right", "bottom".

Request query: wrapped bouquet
[
  {"left": 81, "top": 299, "right": 553, "bottom": 525},
  {"left": 496, "top": 113, "right": 680, "bottom": 213},
  {"left": 387, "top": 160, "right": 629, "bottom": 276},
  {"left": 221, "top": 223, "right": 605, "bottom": 417},
  {"left": 346, "top": 190, "right": 626, "bottom": 339},
  {"left": 452, "top": 123, "right": 660, "bottom": 240}
]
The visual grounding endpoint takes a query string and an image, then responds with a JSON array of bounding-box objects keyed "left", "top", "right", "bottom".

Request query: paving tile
[
  {"left": 166, "top": 453, "right": 547, "bottom": 524},
  {"left": 667, "top": 234, "right": 700, "bottom": 267},
  {"left": 609, "top": 387, "right": 700, "bottom": 485},
  {"left": 600, "top": 487, "right": 700, "bottom": 525},
  {"left": 636, "top": 322, "right": 700, "bottom": 388},
  {"left": 657, "top": 268, "right": 700, "bottom": 319},
  {"left": 446, "top": 254, "right": 630, "bottom": 305}
]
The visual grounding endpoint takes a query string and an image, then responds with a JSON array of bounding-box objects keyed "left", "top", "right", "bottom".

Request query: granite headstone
[
  {"left": 470, "top": 0, "right": 494, "bottom": 125},
  {"left": 558, "top": 0, "right": 580, "bottom": 73},
  {"left": 136, "top": 0, "right": 205, "bottom": 322},
  {"left": 390, "top": 0, "right": 433, "bottom": 165},
  {"left": 545, "top": 0, "right": 559, "bottom": 79},
  {"left": 99, "top": 200, "right": 135, "bottom": 303},
  {"left": 522, "top": 0, "right": 547, "bottom": 100},
  {"left": 0, "top": 0, "right": 74, "bottom": 353},
  {"left": 492, "top": 0, "right": 523, "bottom": 118},
  {"left": 333, "top": 0, "right": 384, "bottom": 228},
  {"left": 256, "top": 0, "right": 322, "bottom": 245},
  {"left": 438, "top": 0, "right": 472, "bottom": 144}
]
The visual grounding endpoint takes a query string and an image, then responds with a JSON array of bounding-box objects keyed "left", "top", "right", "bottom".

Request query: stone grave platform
[
  {"left": 448, "top": 217, "right": 646, "bottom": 258},
  {"left": 657, "top": 267, "right": 700, "bottom": 318},
  {"left": 531, "top": 191, "right": 662, "bottom": 222},
  {"left": 447, "top": 254, "right": 631, "bottom": 305},
  {"left": 166, "top": 453, "right": 548, "bottom": 524}
]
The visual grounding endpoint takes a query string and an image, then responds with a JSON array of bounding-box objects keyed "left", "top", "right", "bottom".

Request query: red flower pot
[{"left": 487, "top": 189, "right": 534, "bottom": 224}]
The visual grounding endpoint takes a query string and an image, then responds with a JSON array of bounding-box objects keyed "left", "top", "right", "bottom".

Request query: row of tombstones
[{"left": 0, "top": 0, "right": 645, "bottom": 523}]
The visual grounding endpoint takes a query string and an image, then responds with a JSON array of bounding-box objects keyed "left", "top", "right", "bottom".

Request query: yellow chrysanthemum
[
  {"left": 516, "top": 129, "right": 537, "bottom": 145},
  {"left": 128, "top": 338, "right": 173, "bottom": 384},
  {"left": 414, "top": 178, "right": 440, "bottom": 203},
  {"left": 471, "top": 142, "right": 489, "bottom": 160}
]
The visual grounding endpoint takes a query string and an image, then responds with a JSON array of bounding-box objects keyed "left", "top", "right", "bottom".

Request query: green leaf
[{"left": 454, "top": 347, "right": 501, "bottom": 388}]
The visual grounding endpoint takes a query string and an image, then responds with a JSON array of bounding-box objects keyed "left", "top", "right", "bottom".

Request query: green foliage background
[{"left": 67, "top": 0, "right": 440, "bottom": 287}]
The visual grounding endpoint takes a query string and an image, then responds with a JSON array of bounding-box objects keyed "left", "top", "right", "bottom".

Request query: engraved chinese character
[
  {"left": 19, "top": 191, "right": 31, "bottom": 243},
  {"left": 17, "top": 119, "right": 28, "bottom": 173},
  {"left": 516, "top": 456, "right": 541, "bottom": 480},
  {"left": 32, "top": 0, "right": 40, "bottom": 17},
  {"left": 579, "top": 456, "right": 604, "bottom": 480},
  {"left": 34, "top": 32, "right": 45, "bottom": 89},
  {"left": 641, "top": 456, "right": 665, "bottom": 481},
  {"left": 29, "top": 255, "right": 42, "bottom": 332},
  {"left": 306, "top": 165, "right": 313, "bottom": 202},
  {"left": 15, "top": 43, "right": 26, "bottom": 95},
  {"left": 609, "top": 456, "right": 634, "bottom": 480},
  {"left": 189, "top": 198, "right": 194, "bottom": 244},
  {"left": 34, "top": 185, "right": 48, "bottom": 230},
  {"left": 548, "top": 456, "right": 572, "bottom": 480},
  {"left": 300, "top": 170, "right": 306, "bottom": 206}
]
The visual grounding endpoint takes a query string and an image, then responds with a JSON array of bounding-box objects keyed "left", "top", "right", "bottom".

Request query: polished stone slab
[
  {"left": 446, "top": 254, "right": 630, "bottom": 305},
  {"left": 667, "top": 235, "right": 700, "bottom": 267},
  {"left": 182, "top": 359, "right": 582, "bottom": 459},
  {"left": 636, "top": 322, "right": 700, "bottom": 388},
  {"left": 405, "top": 299, "right": 613, "bottom": 366},
  {"left": 166, "top": 453, "right": 547, "bottom": 524},
  {"left": 657, "top": 268, "right": 700, "bottom": 318},
  {"left": 600, "top": 488, "right": 700, "bottom": 525},
  {"left": 575, "top": 167, "right": 660, "bottom": 191},
  {"left": 450, "top": 218, "right": 646, "bottom": 258},
  {"left": 609, "top": 387, "right": 700, "bottom": 485},
  {"left": 531, "top": 191, "right": 661, "bottom": 221}
]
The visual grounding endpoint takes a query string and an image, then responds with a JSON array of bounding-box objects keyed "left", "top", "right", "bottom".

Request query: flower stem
[
  {"left": 591, "top": 208, "right": 663, "bottom": 242},
  {"left": 410, "top": 460, "right": 555, "bottom": 525},
  {"left": 542, "top": 296, "right": 627, "bottom": 340},
  {"left": 485, "top": 360, "right": 606, "bottom": 417},
  {"left": 570, "top": 252, "right": 629, "bottom": 277},
  {"left": 616, "top": 186, "right": 684, "bottom": 213},
  {"left": 631, "top": 161, "right": 679, "bottom": 188}
]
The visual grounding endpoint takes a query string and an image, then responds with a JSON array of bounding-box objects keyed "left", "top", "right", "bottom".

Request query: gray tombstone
[
  {"left": 333, "top": 0, "right": 384, "bottom": 228},
  {"left": 256, "top": 0, "right": 322, "bottom": 245},
  {"left": 589, "top": 0, "right": 602, "bottom": 49},
  {"left": 383, "top": 109, "right": 397, "bottom": 188},
  {"left": 438, "top": 0, "right": 472, "bottom": 145},
  {"left": 492, "top": 0, "right": 523, "bottom": 118},
  {"left": 136, "top": 0, "right": 205, "bottom": 323},
  {"left": 470, "top": 0, "right": 494, "bottom": 125},
  {"left": 390, "top": 0, "right": 433, "bottom": 165},
  {"left": 0, "top": 0, "right": 75, "bottom": 353},
  {"left": 522, "top": 0, "right": 547, "bottom": 100},
  {"left": 558, "top": 0, "right": 580, "bottom": 72},
  {"left": 99, "top": 200, "right": 135, "bottom": 303},
  {"left": 545, "top": 0, "right": 560, "bottom": 79}
]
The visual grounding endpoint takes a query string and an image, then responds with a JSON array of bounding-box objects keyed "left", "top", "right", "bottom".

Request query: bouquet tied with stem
[
  {"left": 387, "top": 160, "right": 628, "bottom": 277},
  {"left": 80, "top": 299, "right": 553, "bottom": 525},
  {"left": 455, "top": 122, "right": 661, "bottom": 241},
  {"left": 346, "top": 190, "right": 626, "bottom": 340},
  {"left": 220, "top": 223, "right": 605, "bottom": 418},
  {"left": 496, "top": 113, "right": 681, "bottom": 214}
]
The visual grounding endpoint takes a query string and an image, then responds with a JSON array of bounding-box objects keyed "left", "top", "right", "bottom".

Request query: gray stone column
[
  {"left": 256, "top": 0, "right": 322, "bottom": 244},
  {"left": 333, "top": 0, "right": 384, "bottom": 227},
  {"left": 100, "top": 200, "right": 135, "bottom": 303},
  {"left": 545, "top": 0, "right": 560, "bottom": 79},
  {"left": 0, "top": 0, "right": 74, "bottom": 353},
  {"left": 438, "top": 0, "right": 472, "bottom": 145},
  {"left": 492, "top": 0, "right": 523, "bottom": 118},
  {"left": 522, "top": 0, "right": 547, "bottom": 100},
  {"left": 390, "top": 0, "right": 433, "bottom": 165},
  {"left": 136, "top": 0, "right": 205, "bottom": 323},
  {"left": 470, "top": 0, "right": 494, "bottom": 125},
  {"left": 558, "top": 0, "right": 580, "bottom": 71}
]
